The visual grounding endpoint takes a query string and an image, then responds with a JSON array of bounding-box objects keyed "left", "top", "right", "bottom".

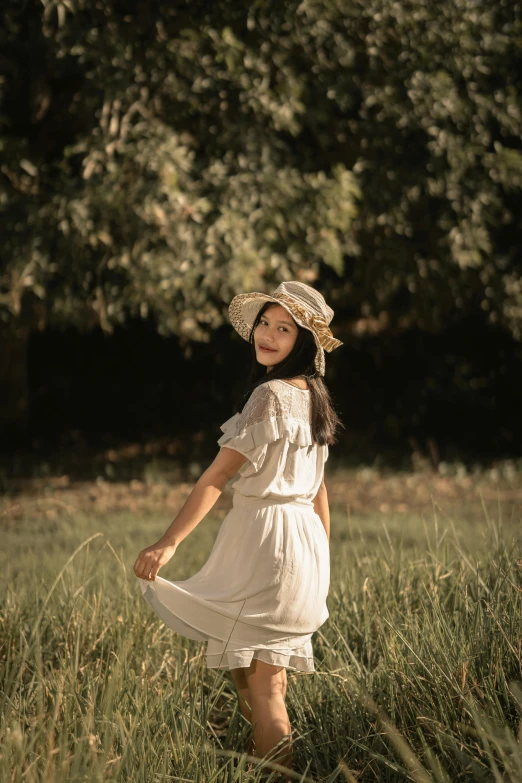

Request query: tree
[{"left": 1, "top": 0, "right": 521, "bottom": 435}]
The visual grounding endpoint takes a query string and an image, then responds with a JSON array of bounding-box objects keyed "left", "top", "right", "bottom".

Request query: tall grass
[{"left": 0, "top": 497, "right": 520, "bottom": 781}]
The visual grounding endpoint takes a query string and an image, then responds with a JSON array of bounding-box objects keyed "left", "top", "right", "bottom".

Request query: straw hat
[{"left": 228, "top": 281, "right": 343, "bottom": 376}]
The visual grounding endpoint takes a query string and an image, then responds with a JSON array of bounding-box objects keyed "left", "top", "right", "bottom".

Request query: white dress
[{"left": 137, "top": 378, "right": 330, "bottom": 672}]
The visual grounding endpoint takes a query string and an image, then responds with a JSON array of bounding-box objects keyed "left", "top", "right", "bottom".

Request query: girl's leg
[
  {"left": 230, "top": 667, "right": 254, "bottom": 754},
  {"left": 245, "top": 659, "right": 293, "bottom": 781}
]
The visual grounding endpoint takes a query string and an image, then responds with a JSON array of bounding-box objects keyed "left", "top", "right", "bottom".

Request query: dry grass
[{"left": 0, "top": 464, "right": 521, "bottom": 781}]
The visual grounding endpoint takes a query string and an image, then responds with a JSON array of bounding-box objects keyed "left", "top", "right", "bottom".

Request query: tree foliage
[{"left": 1, "top": 0, "right": 521, "bottom": 342}]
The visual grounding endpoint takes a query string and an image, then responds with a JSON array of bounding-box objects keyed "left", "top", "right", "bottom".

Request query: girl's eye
[{"left": 260, "top": 319, "right": 287, "bottom": 332}]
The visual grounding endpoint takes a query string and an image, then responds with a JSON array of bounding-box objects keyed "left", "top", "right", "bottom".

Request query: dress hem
[{"left": 206, "top": 648, "right": 315, "bottom": 673}]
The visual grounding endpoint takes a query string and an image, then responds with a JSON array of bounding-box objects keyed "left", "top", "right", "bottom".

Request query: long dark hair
[{"left": 233, "top": 301, "right": 344, "bottom": 446}]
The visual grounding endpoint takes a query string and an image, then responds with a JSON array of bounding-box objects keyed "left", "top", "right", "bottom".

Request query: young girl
[{"left": 134, "top": 281, "right": 343, "bottom": 780}]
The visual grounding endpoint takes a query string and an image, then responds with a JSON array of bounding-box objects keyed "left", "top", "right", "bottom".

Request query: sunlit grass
[{"left": 0, "top": 489, "right": 520, "bottom": 781}]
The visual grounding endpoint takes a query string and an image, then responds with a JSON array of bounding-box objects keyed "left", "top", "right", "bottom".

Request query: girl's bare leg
[
  {"left": 230, "top": 667, "right": 254, "bottom": 754},
  {"left": 245, "top": 659, "right": 293, "bottom": 782}
]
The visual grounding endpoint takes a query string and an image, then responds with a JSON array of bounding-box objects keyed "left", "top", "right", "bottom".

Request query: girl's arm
[
  {"left": 133, "top": 447, "right": 247, "bottom": 580},
  {"left": 312, "top": 479, "right": 330, "bottom": 541}
]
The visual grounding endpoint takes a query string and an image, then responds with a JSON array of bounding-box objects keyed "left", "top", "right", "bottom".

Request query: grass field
[{"left": 0, "top": 466, "right": 521, "bottom": 782}]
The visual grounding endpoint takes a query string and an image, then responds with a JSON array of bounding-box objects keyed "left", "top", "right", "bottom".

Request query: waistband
[{"left": 232, "top": 492, "right": 314, "bottom": 510}]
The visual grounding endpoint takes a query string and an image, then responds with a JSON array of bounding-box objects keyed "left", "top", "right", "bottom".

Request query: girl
[{"left": 134, "top": 281, "right": 343, "bottom": 781}]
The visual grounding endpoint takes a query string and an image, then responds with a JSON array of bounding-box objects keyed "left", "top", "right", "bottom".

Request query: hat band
[{"left": 271, "top": 292, "right": 343, "bottom": 352}]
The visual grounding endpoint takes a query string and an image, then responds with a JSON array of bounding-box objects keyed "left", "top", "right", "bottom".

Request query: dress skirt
[{"left": 137, "top": 491, "right": 330, "bottom": 672}]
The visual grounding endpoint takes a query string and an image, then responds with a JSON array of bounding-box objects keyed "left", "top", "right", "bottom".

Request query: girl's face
[{"left": 254, "top": 304, "right": 299, "bottom": 372}]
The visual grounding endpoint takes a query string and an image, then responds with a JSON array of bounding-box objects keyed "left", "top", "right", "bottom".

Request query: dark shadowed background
[{"left": 1, "top": 0, "right": 522, "bottom": 483}]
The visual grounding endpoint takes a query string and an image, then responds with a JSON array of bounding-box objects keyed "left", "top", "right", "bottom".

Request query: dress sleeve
[{"left": 217, "top": 382, "right": 313, "bottom": 472}]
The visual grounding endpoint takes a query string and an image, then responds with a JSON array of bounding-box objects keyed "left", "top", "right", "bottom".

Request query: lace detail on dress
[
  {"left": 237, "top": 380, "right": 311, "bottom": 430},
  {"left": 218, "top": 380, "right": 314, "bottom": 477},
  {"left": 217, "top": 379, "right": 316, "bottom": 471}
]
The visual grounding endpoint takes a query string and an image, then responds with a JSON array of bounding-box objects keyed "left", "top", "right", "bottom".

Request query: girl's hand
[{"left": 133, "top": 542, "right": 177, "bottom": 581}]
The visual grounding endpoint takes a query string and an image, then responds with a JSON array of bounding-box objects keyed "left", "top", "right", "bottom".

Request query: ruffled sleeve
[{"left": 217, "top": 382, "right": 313, "bottom": 473}]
